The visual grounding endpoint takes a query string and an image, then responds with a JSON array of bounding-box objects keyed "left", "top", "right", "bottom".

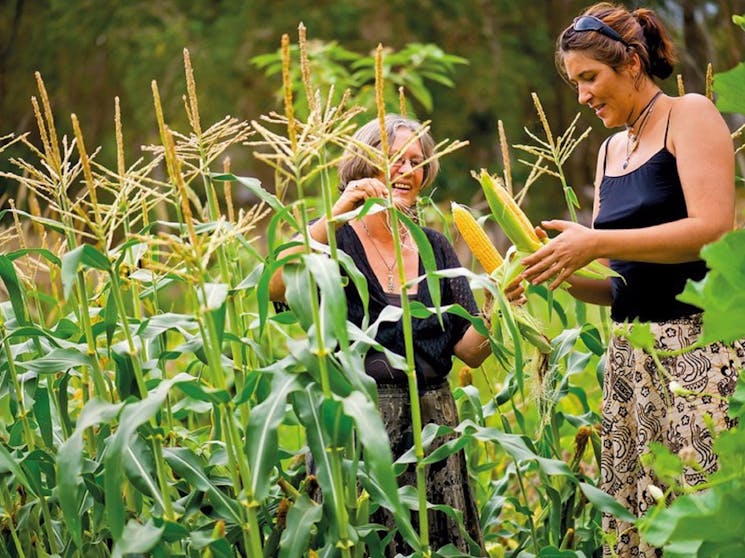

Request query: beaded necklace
[{"left": 623, "top": 90, "right": 663, "bottom": 170}]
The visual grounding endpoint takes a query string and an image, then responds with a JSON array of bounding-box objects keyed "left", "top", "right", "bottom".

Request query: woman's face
[
  {"left": 563, "top": 50, "right": 636, "bottom": 129},
  {"left": 384, "top": 127, "right": 425, "bottom": 208}
]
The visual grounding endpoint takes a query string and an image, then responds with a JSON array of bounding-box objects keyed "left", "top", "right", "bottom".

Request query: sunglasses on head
[{"left": 572, "top": 15, "right": 630, "bottom": 47}]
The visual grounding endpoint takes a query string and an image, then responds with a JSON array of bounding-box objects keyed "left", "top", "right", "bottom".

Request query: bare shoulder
[
  {"left": 671, "top": 93, "right": 723, "bottom": 120},
  {"left": 669, "top": 93, "right": 730, "bottom": 142}
]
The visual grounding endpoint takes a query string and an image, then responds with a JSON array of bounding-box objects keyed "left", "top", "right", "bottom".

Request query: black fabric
[
  {"left": 594, "top": 144, "right": 707, "bottom": 322},
  {"left": 337, "top": 223, "right": 477, "bottom": 384}
]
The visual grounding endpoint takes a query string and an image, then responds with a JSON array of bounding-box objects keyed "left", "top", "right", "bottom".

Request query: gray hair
[{"left": 337, "top": 114, "right": 439, "bottom": 193}]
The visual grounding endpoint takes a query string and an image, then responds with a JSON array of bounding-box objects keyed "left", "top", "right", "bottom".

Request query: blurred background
[{"left": 2, "top": 0, "right": 744, "bottom": 232}]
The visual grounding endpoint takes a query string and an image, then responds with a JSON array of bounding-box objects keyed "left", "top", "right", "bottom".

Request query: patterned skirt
[
  {"left": 371, "top": 381, "right": 485, "bottom": 557},
  {"left": 601, "top": 314, "right": 745, "bottom": 557}
]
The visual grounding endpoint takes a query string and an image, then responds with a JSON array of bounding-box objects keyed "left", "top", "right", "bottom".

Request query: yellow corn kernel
[
  {"left": 477, "top": 169, "right": 542, "bottom": 253},
  {"left": 452, "top": 202, "right": 503, "bottom": 273}
]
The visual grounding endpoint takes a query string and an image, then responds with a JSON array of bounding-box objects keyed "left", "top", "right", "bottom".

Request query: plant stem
[
  {"left": 0, "top": 319, "right": 36, "bottom": 450},
  {"left": 515, "top": 462, "right": 540, "bottom": 555},
  {"left": 107, "top": 272, "right": 174, "bottom": 520}
]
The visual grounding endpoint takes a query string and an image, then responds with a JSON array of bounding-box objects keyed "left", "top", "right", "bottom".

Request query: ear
[{"left": 625, "top": 51, "right": 643, "bottom": 76}]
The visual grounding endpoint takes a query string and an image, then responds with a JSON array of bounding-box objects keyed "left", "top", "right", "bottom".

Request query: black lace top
[{"left": 336, "top": 223, "right": 478, "bottom": 382}]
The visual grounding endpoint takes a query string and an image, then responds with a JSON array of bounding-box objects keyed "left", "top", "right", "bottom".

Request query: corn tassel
[
  {"left": 477, "top": 169, "right": 542, "bottom": 252},
  {"left": 451, "top": 202, "right": 503, "bottom": 273}
]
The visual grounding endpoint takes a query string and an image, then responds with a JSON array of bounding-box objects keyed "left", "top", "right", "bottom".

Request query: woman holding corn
[
  {"left": 521, "top": 3, "right": 744, "bottom": 556},
  {"left": 270, "top": 114, "right": 490, "bottom": 555}
]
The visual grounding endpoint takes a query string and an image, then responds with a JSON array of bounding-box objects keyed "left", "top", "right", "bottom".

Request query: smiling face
[
  {"left": 563, "top": 50, "right": 637, "bottom": 129},
  {"left": 384, "top": 127, "right": 425, "bottom": 209}
]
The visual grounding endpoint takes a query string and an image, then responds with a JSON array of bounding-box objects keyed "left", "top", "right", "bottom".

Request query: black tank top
[{"left": 593, "top": 112, "right": 707, "bottom": 322}]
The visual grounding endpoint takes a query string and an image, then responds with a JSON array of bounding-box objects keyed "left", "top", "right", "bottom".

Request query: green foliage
[
  {"left": 252, "top": 39, "right": 467, "bottom": 119},
  {"left": 0, "top": 12, "right": 743, "bottom": 558},
  {"left": 678, "top": 229, "right": 745, "bottom": 344},
  {"left": 713, "top": 62, "right": 745, "bottom": 114}
]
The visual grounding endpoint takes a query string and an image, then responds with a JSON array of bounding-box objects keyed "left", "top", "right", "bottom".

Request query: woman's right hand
[{"left": 334, "top": 177, "right": 389, "bottom": 216}]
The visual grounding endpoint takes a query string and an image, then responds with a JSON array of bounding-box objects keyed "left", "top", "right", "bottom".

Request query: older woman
[
  {"left": 521, "top": 3, "right": 744, "bottom": 556},
  {"left": 270, "top": 115, "right": 490, "bottom": 555}
]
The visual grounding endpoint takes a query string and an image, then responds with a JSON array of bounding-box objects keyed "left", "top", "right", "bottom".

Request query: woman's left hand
[{"left": 521, "top": 220, "right": 598, "bottom": 290}]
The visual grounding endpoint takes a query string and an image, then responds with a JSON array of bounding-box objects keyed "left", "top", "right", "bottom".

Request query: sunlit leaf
[
  {"left": 278, "top": 495, "right": 323, "bottom": 558},
  {"left": 60, "top": 244, "right": 112, "bottom": 300},
  {"left": 164, "top": 446, "right": 242, "bottom": 524},
  {"left": 678, "top": 230, "right": 745, "bottom": 343},
  {"left": 111, "top": 519, "right": 164, "bottom": 558},
  {"left": 579, "top": 482, "right": 636, "bottom": 524},
  {"left": 714, "top": 62, "right": 745, "bottom": 114},
  {"left": 246, "top": 370, "right": 301, "bottom": 502},
  {"left": 57, "top": 398, "right": 123, "bottom": 550}
]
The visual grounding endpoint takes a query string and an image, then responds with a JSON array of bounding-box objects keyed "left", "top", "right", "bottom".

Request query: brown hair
[
  {"left": 555, "top": 2, "right": 677, "bottom": 85},
  {"left": 337, "top": 114, "right": 439, "bottom": 193}
]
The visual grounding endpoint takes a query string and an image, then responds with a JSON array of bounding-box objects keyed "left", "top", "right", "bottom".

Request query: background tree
[{"left": 1, "top": 0, "right": 743, "bottom": 222}]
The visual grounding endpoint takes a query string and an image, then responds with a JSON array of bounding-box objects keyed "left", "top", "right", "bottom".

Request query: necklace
[
  {"left": 360, "top": 219, "right": 397, "bottom": 293},
  {"left": 623, "top": 90, "right": 663, "bottom": 170}
]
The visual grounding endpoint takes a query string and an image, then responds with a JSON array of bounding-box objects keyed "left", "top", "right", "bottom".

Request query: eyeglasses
[
  {"left": 390, "top": 156, "right": 424, "bottom": 170},
  {"left": 572, "top": 15, "right": 629, "bottom": 47}
]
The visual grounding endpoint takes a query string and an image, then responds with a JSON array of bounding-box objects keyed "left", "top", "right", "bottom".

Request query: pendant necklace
[
  {"left": 623, "top": 90, "right": 663, "bottom": 170},
  {"left": 361, "top": 219, "right": 397, "bottom": 293}
]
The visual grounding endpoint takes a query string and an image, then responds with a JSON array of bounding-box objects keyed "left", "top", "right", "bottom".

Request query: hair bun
[{"left": 633, "top": 7, "right": 676, "bottom": 79}]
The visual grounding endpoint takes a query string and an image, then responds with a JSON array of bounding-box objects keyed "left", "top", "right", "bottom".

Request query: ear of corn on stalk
[
  {"left": 475, "top": 168, "right": 620, "bottom": 282},
  {"left": 451, "top": 200, "right": 553, "bottom": 358},
  {"left": 477, "top": 169, "right": 542, "bottom": 253},
  {"left": 451, "top": 202, "right": 503, "bottom": 273}
]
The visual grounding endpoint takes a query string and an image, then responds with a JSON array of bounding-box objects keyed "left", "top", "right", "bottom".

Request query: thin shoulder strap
[
  {"left": 601, "top": 136, "right": 611, "bottom": 174},
  {"left": 663, "top": 107, "right": 673, "bottom": 148}
]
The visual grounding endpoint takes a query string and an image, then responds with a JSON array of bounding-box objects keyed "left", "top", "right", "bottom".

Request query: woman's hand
[
  {"left": 504, "top": 277, "right": 526, "bottom": 305},
  {"left": 334, "top": 178, "right": 389, "bottom": 216},
  {"left": 521, "top": 220, "right": 599, "bottom": 290}
]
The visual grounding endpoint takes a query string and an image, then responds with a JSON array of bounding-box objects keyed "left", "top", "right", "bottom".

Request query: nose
[
  {"left": 398, "top": 158, "right": 413, "bottom": 171},
  {"left": 577, "top": 83, "right": 592, "bottom": 106}
]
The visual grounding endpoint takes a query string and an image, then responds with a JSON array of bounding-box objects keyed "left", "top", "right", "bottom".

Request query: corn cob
[
  {"left": 451, "top": 202, "right": 503, "bottom": 273},
  {"left": 477, "top": 169, "right": 542, "bottom": 252},
  {"left": 476, "top": 168, "right": 620, "bottom": 282}
]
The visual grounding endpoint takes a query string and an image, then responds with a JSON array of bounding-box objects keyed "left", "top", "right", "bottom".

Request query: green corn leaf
[
  {"left": 246, "top": 370, "right": 301, "bottom": 503},
  {"left": 0, "top": 444, "right": 36, "bottom": 496},
  {"left": 111, "top": 519, "right": 164, "bottom": 558},
  {"left": 198, "top": 282, "right": 228, "bottom": 311},
  {"left": 399, "top": 212, "right": 441, "bottom": 320},
  {"left": 32, "top": 386, "right": 53, "bottom": 449},
  {"left": 284, "top": 262, "right": 314, "bottom": 331},
  {"left": 135, "top": 312, "right": 198, "bottom": 340},
  {"left": 579, "top": 482, "right": 636, "bottom": 524},
  {"left": 15, "top": 347, "right": 98, "bottom": 374},
  {"left": 163, "top": 446, "right": 242, "bottom": 524},
  {"left": 123, "top": 436, "right": 166, "bottom": 511},
  {"left": 342, "top": 391, "right": 416, "bottom": 546},
  {"left": 0, "top": 255, "right": 30, "bottom": 326},
  {"left": 0, "top": 208, "right": 70, "bottom": 235},
  {"left": 213, "top": 173, "right": 283, "bottom": 214},
  {"left": 105, "top": 375, "right": 190, "bottom": 540},
  {"left": 60, "top": 244, "right": 112, "bottom": 301},
  {"left": 278, "top": 495, "right": 323, "bottom": 558},
  {"left": 57, "top": 398, "right": 123, "bottom": 550},
  {"left": 103, "top": 286, "right": 118, "bottom": 348},
  {"left": 291, "top": 385, "right": 345, "bottom": 527},
  {"left": 303, "top": 252, "right": 348, "bottom": 348}
]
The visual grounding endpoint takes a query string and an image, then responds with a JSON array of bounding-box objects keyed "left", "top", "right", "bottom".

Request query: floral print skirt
[{"left": 601, "top": 314, "right": 744, "bottom": 557}]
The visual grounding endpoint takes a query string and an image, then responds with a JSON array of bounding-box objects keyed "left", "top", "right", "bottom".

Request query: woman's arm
[
  {"left": 522, "top": 95, "right": 734, "bottom": 291},
  {"left": 454, "top": 325, "right": 492, "bottom": 368},
  {"left": 268, "top": 177, "right": 389, "bottom": 301}
]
